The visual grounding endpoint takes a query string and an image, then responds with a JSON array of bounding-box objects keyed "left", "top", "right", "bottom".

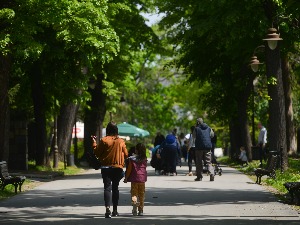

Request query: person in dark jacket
[
  {"left": 160, "top": 134, "right": 180, "bottom": 176},
  {"left": 154, "top": 132, "right": 165, "bottom": 147},
  {"left": 193, "top": 118, "right": 214, "bottom": 182}
]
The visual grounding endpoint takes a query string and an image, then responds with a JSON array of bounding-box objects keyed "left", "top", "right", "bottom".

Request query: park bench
[
  {"left": 284, "top": 182, "right": 300, "bottom": 205},
  {"left": 0, "top": 161, "right": 26, "bottom": 194},
  {"left": 254, "top": 155, "right": 278, "bottom": 184}
]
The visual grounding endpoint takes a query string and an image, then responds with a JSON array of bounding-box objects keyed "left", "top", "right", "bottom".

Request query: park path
[{"left": 0, "top": 165, "right": 299, "bottom": 225}]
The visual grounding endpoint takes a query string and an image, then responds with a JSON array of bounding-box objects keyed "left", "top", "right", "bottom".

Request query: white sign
[{"left": 72, "top": 122, "right": 84, "bottom": 139}]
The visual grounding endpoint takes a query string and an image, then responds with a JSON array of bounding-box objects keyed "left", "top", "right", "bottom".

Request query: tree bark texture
[
  {"left": 30, "top": 63, "right": 48, "bottom": 166},
  {"left": 57, "top": 103, "right": 79, "bottom": 159},
  {"left": 237, "top": 68, "right": 254, "bottom": 161},
  {"left": 265, "top": 44, "right": 288, "bottom": 170},
  {"left": 0, "top": 54, "right": 10, "bottom": 161},
  {"left": 229, "top": 119, "right": 242, "bottom": 159},
  {"left": 281, "top": 56, "right": 297, "bottom": 155},
  {"left": 84, "top": 74, "right": 107, "bottom": 156}
]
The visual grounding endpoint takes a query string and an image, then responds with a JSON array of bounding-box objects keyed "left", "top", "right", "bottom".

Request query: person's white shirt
[
  {"left": 258, "top": 127, "right": 267, "bottom": 145},
  {"left": 188, "top": 133, "right": 195, "bottom": 149}
]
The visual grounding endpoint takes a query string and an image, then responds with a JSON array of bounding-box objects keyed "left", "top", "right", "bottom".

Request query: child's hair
[
  {"left": 135, "top": 143, "right": 147, "bottom": 160},
  {"left": 184, "top": 140, "right": 188, "bottom": 144},
  {"left": 240, "top": 146, "right": 245, "bottom": 151}
]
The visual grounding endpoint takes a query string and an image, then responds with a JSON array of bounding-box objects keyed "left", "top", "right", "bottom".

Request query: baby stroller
[
  {"left": 202, "top": 163, "right": 222, "bottom": 176},
  {"left": 214, "top": 163, "right": 223, "bottom": 176},
  {"left": 202, "top": 150, "right": 223, "bottom": 176}
]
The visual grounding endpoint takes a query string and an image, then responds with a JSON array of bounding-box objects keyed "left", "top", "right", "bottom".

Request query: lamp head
[
  {"left": 249, "top": 56, "right": 263, "bottom": 72},
  {"left": 263, "top": 28, "right": 283, "bottom": 50}
]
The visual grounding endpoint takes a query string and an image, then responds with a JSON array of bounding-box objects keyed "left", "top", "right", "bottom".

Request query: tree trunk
[
  {"left": 229, "top": 119, "right": 242, "bottom": 159},
  {"left": 84, "top": 74, "right": 107, "bottom": 157},
  {"left": 281, "top": 56, "right": 297, "bottom": 155},
  {"left": 265, "top": 43, "right": 287, "bottom": 170},
  {"left": 30, "top": 63, "right": 49, "bottom": 166},
  {"left": 57, "top": 103, "right": 79, "bottom": 159},
  {"left": 237, "top": 68, "right": 253, "bottom": 161},
  {"left": 0, "top": 54, "right": 10, "bottom": 161}
]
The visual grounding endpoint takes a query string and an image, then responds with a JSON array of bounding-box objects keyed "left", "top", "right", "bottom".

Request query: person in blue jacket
[{"left": 160, "top": 134, "right": 180, "bottom": 176}]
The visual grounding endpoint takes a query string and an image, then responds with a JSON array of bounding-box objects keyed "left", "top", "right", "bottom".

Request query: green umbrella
[{"left": 117, "top": 122, "right": 150, "bottom": 137}]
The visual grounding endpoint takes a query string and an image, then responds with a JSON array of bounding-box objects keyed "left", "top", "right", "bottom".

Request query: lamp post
[
  {"left": 248, "top": 28, "right": 285, "bottom": 171},
  {"left": 249, "top": 46, "right": 264, "bottom": 146},
  {"left": 73, "top": 118, "right": 78, "bottom": 165},
  {"left": 264, "top": 27, "right": 285, "bottom": 172},
  {"left": 53, "top": 115, "right": 59, "bottom": 168}
]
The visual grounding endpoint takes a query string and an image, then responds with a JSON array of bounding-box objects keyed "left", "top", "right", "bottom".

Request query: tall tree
[
  {"left": 83, "top": 0, "right": 160, "bottom": 155},
  {"left": 2, "top": 0, "right": 120, "bottom": 165},
  {"left": 0, "top": 5, "right": 15, "bottom": 161}
]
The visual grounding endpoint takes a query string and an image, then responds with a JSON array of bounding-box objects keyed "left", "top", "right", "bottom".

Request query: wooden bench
[
  {"left": 0, "top": 161, "right": 26, "bottom": 194},
  {"left": 254, "top": 155, "right": 278, "bottom": 184},
  {"left": 284, "top": 182, "right": 300, "bottom": 205}
]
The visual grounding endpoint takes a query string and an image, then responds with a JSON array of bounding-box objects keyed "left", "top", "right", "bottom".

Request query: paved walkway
[{"left": 0, "top": 165, "right": 299, "bottom": 225}]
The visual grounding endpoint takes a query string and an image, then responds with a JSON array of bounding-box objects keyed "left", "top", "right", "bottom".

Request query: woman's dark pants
[{"left": 101, "top": 168, "right": 123, "bottom": 210}]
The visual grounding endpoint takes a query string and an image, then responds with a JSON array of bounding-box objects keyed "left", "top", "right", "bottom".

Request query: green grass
[
  {"left": 0, "top": 160, "right": 84, "bottom": 200},
  {"left": 219, "top": 156, "right": 300, "bottom": 197},
  {"left": 265, "top": 159, "right": 300, "bottom": 194},
  {"left": 28, "top": 160, "right": 84, "bottom": 175},
  {"left": 0, "top": 180, "right": 31, "bottom": 200}
]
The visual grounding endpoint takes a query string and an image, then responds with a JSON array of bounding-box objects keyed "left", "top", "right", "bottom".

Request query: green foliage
[
  {"left": 155, "top": 0, "right": 271, "bottom": 123},
  {"left": 70, "top": 141, "right": 85, "bottom": 159},
  {"left": 264, "top": 158, "right": 300, "bottom": 193},
  {"left": 0, "top": 8, "right": 15, "bottom": 54}
]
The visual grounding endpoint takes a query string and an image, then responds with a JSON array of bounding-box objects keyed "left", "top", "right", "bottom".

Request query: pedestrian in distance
[
  {"left": 193, "top": 118, "right": 215, "bottom": 181},
  {"left": 154, "top": 132, "right": 165, "bottom": 147},
  {"left": 150, "top": 145, "right": 163, "bottom": 175},
  {"left": 160, "top": 134, "right": 181, "bottom": 176},
  {"left": 211, "top": 129, "right": 217, "bottom": 164},
  {"left": 187, "top": 126, "right": 196, "bottom": 176},
  {"left": 181, "top": 140, "right": 188, "bottom": 162},
  {"left": 124, "top": 143, "right": 148, "bottom": 216},
  {"left": 257, "top": 122, "right": 267, "bottom": 166},
  {"left": 239, "top": 146, "right": 249, "bottom": 167},
  {"left": 92, "top": 122, "right": 128, "bottom": 218}
]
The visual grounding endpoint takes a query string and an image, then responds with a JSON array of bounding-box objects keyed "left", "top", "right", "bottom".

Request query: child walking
[
  {"left": 239, "top": 146, "right": 248, "bottom": 167},
  {"left": 124, "top": 143, "right": 147, "bottom": 216}
]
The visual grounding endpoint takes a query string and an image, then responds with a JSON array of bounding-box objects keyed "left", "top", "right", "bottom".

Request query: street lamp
[
  {"left": 264, "top": 27, "right": 285, "bottom": 172},
  {"left": 53, "top": 114, "right": 59, "bottom": 168},
  {"left": 249, "top": 45, "right": 265, "bottom": 72},
  {"left": 249, "top": 56, "right": 263, "bottom": 72},
  {"left": 263, "top": 28, "right": 283, "bottom": 50}
]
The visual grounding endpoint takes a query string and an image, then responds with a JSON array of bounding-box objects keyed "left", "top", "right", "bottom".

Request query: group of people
[
  {"left": 91, "top": 118, "right": 218, "bottom": 218},
  {"left": 91, "top": 119, "right": 267, "bottom": 218},
  {"left": 151, "top": 118, "right": 217, "bottom": 182}
]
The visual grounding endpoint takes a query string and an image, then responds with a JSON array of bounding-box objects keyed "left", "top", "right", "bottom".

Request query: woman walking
[
  {"left": 124, "top": 143, "right": 147, "bottom": 216},
  {"left": 93, "top": 122, "right": 128, "bottom": 218},
  {"left": 187, "top": 126, "right": 196, "bottom": 176}
]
